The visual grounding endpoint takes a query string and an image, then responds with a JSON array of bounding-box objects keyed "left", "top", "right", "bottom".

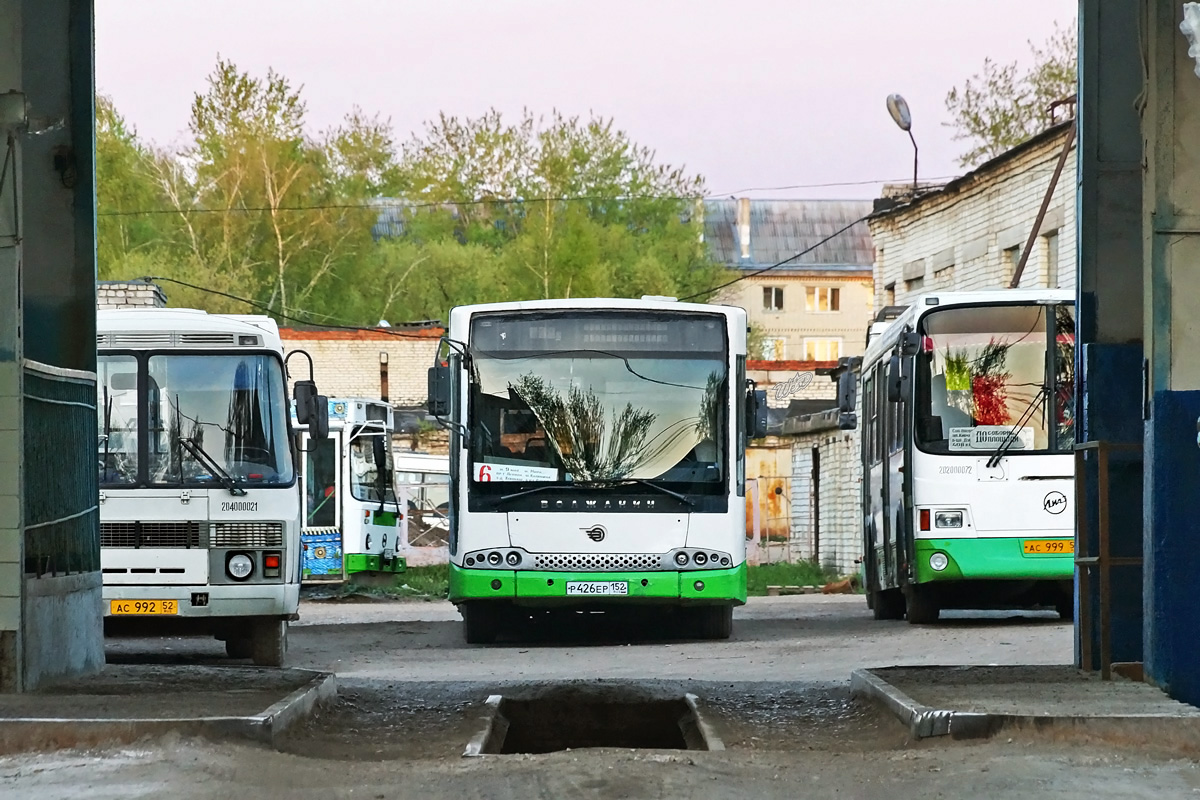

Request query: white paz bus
[
  {"left": 838, "top": 289, "right": 1076, "bottom": 623},
  {"left": 97, "top": 308, "right": 329, "bottom": 664},
  {"left": 427, "top": 297, "right": 768, "bottom": 643}
]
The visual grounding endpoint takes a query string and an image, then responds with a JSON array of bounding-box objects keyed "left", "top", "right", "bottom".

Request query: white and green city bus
[
  {"left": 427, "top": 297, "right": 768, "bottom": 643},
  {"left": 838, "top": 289, "right": 1076, "bottom": 623},
  {"left": 97, "top": 308, "right": 329, "bottom": 664},
  {"left": 297, "top": 398, "right": 407, "bottom": 584}
]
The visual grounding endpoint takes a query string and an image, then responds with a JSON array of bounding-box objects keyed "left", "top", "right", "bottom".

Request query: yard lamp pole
[{"left": 886, "top": 94, "right": 917, "bottom": 194}]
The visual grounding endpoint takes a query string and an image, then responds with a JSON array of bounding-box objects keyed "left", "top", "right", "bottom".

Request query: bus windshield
[
  {"left": 349, "top": 428, "right": 393, "bottom": 502},
  {"left": 97, "top": 353, "right": 294, "bottom": 487},
  {"left": 915, "top": 303, "right": 1075, "bottom": 455},
  {"left": 467, "top": 311, "right": 728, "bottom": 486}
]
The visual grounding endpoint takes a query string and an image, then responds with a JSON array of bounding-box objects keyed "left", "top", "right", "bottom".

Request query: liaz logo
[
  {"left": 583, "top": 525, "right": 606, "bottom": 542},
  {"left": 1043, "top": 491, "right": 1067, "bottom": 514}
]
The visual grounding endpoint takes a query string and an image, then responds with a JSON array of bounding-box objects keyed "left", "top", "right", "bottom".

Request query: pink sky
[{"left": 95, "top": 0, "right": 1077, "bottom": 200}]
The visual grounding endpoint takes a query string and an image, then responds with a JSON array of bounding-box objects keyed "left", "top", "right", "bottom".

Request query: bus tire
[
  {"left": 871, "top": 589, "right": 905, "bottom": 620},
  {"left": 251, "top": 619, "right": 288, "bottom": 667},
  {"left": 696, "top": 605, "right": 733, "bottom": 640},
  {"left": 904, "top": 586, "right": 940, "bottom": 625},
  {"left": 225, "top": 636, "right": 253, "bottom": 660},
  {"left": 462, "top": 602, "right": 498, "bottom": 644}
]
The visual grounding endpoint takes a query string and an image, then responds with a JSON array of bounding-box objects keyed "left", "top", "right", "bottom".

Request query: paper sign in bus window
[{"left": 948, "top": 426, "right": 1034, "bottom": 452}]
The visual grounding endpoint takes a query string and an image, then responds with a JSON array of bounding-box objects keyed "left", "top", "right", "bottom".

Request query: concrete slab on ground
[
  {"left": 852, "top": 664, "right": 1200, "bottom": 749},
  {"left": 0, "top": 665, "right": 335, "bottom": 754}
]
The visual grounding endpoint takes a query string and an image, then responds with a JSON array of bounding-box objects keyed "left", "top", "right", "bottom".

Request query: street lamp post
[{"left": 887, "top": 94, "right": 918, "bottom": 195}]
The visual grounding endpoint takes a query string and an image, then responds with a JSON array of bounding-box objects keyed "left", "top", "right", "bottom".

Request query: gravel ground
[{"left": 6, "top": 595, "right": 1198, "bottom": 799}]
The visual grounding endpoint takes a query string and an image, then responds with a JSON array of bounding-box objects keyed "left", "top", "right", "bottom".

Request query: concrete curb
[
  {"left": 850, "top": 669, "right": 993, "bottom": 739},
  {"left": 682, "top": 692, "right": 726, "bottom": 751},
  {"left": 0, "top": 670, "right": 337, "bottom": 755},
  {"left": 851, "top": 667, "right": 1200, "bottom": 748},
  {"left": 462, "top": 694, "right": 506, "bottom": 757}
]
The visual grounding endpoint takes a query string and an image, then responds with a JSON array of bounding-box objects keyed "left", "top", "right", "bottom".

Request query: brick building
[
  {"left": 277, "top": 325, "right": 446, "bottom": 450},
  {"left": 704, "top": 199, "right": 875, "bottom": 362},
  {"left": 97, "top": 280, "right": 167, "bottom": 309},
  {"left": 868, "top": 118, "right": 1076, "bottom": 304}
]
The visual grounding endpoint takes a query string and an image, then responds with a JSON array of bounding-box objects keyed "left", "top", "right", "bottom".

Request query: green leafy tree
[
  {"left": 944, "top": 21, "right": 1077, "bottom": 168},
  {"left": 95, "top": 95, "right": 174, "bottom": 277}
]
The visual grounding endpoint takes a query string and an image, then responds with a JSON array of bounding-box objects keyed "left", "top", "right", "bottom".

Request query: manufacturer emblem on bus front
[
  {"left": 1043, "top": 491, "right": 1067, "bottom": 514},
  {"left": 583, "top": 525, "right": 607, "bottom": 542}
]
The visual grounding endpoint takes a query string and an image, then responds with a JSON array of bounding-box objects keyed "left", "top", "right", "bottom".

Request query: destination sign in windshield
[{"left": 470, "top": 311, "right": 726, "bottom": 354}]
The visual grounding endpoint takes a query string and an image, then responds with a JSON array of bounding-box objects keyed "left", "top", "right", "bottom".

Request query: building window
[
  {"left": 762, "top": 286, "right": 784, "bottom": 311},
  {"left": 1004, "top": 245, "right": 1021, "bottom": 283},
  {"left": 805, "top": 286, "right": 840, "bottom": 312},
  {"left": 1045, "top": 231, "right": 1060, "bottom": 288},
  {"left": 762, "top": 337, "right": 786, "bottom": 360},
  {"left": 803, "top": 338, "right": 841, "bottom": 361},
  {"left": 884, "top": 283, "right": 896, "bottom": 306}
]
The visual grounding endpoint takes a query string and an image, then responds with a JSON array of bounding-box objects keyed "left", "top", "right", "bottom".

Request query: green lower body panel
[
  {"left": 913, "top": 537, "right": 1073, "bottom": 583},
  {"left": 448, "top": 562, "right": 747, "bottom": 606},
  {"left": 345, "top": 554, "right": 406, "bottom": 574}
]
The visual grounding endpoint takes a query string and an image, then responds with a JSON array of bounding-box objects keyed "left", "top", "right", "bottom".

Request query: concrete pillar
[
  {"left": 1076, "top": 0, "right": 1146, "bottom": 672},
  {"left": 1143, "top": 0, "right": 1200, "bottom": 704},
  {"left": 0, "top": 0, "right": 103, "bottom": 691}
]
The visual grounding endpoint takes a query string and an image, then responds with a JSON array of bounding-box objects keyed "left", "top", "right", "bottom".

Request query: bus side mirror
[
  {"left": 837, "top": 371, "right": 857, "bottom": 413},
  {"left": 838, "top": 412, "right": 857, "bottom": 430},
  {"left": 311, "top": 395, "right": 330, "bottom": 440},
  {"left": 428, "top": 365, "right": 452, "bottom": 417},
  {"left": 900, "top": 331, "right": 922, "bottom": 357},
  {"left": 748, "top": 389, "right": 768, "bottom": 439},
  {"left": 294, "top": 379, "right": 316, "bottom": 424},
  {"left": 887, "top": 355, "right": 907, "bottom": 403}
]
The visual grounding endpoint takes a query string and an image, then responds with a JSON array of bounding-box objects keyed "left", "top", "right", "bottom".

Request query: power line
[
  {"left": 677, "top": 214, "right": 872, "bottom": 302},
  {"left": 138, "top": 275, "right": 442, "bottom": 340},
  {"left": 708, "top": 176, "right": 959, "bottom": 196}
]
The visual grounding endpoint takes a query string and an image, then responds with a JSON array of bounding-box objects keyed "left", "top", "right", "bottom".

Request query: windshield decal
[
  {"left": 949, "top": 426, "right": 1034, "bottom": 451},
  {"left": 475, "top": 462, "right": 559, "bottom": 482}
]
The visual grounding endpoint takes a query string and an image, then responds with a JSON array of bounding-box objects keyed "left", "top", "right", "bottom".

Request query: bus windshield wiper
[
  {"left": 497, "top": 483, "right": 583, "bottom": 503},
  {"left": 177, "top": 436, "right": 248, "bottom": 496},
  {"left": 985, "top": 385, "right": 1049, "bottom": 469},
  {"left": 621, "top": 479, "right": 694, "bottom": 506}
]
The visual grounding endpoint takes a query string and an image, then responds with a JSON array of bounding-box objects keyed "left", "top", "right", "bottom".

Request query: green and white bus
[
  {"left": 840, "top": 289, "right": 1076, "bottom": 623},
  {"left": 297, "top": 398, "right": 407, "bottom": 584},
  {"left": 427, "top": 297, "right": 767, "bottom": 643}
]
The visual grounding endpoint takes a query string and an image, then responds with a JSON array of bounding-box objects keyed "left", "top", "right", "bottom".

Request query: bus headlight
[
  {"left": 506, "top": 552, "right": 521, "bottom": 566},
  {"left": 929, "top": 552, "right": 949, "bottom": 572},
  {"left": 227, "top": 553, "right": 254, "bottom": 581},
  {"left": 487, "top": 551, "right": 502, "bottom": 566},
  {"left": 674, "top": 552, "right": 689, "bottom": 566},
  {"left": 934, "top": 511, "right": 963, "bottom": 529}
]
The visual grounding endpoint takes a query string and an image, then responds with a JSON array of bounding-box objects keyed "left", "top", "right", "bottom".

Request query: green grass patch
[
  {"left": 390, "top": 564, "right": 450, "bottom": 599},
  {"left": 746, "top": 561, "right": 841, "bottom": 597}
]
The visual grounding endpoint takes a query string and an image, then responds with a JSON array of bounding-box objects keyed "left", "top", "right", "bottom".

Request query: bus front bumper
[
  {"left": 103, "top": 583, "right": 299, "bottom": 619},
  {"left": 914, "top": 538, "right": 1074, "bottom": 583},
  {"left": 449, "top": 563, "right": 747, "bottom": 606}
]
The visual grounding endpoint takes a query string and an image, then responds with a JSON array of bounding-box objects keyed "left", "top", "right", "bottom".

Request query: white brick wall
[
  {"left": 748, "top": 363, "right": 838, "bottom": 409},
  {"left": 870, "top": 126, "right": 1077, "bottom": 307},
  {"left": 96, "top": 281, "right": 167, "bottom": 309},
  {"left": 280, "top": 330, "right": 442, "bottom": 407}
]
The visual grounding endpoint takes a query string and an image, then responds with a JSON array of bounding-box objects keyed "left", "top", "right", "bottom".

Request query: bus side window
[{"left": 863, "top": 375, "right": 875, "bottom": 465}]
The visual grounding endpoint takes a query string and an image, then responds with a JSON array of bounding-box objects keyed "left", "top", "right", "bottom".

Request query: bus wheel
[
  {"left": 251, "top": 619, "right": 289, "bottom": 667},
  {"left": 225, "top": 636, "right": 253, "bottom": 660},
  {"left": 695, "top": 606, "right": 733, "bottom": 640},
  {"left": 871, "top": 589, "right": 905, "bottom": 620},
  {"left": 904, "top": 587, "right": 940, "bottom": 625},
  {"left": 462, "top": 602, "right": 498, "bottom": 645}
]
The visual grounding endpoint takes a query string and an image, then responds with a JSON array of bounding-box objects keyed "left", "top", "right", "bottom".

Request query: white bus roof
[
  {"left": 862, "top": 288, "right": 1074, "bottom": 369},
  {"left": 97, "top": 308, "right": 283, "bottom": 351},
  {"left": 448, "top": 297, "right": 746, "bottom": 318}
]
